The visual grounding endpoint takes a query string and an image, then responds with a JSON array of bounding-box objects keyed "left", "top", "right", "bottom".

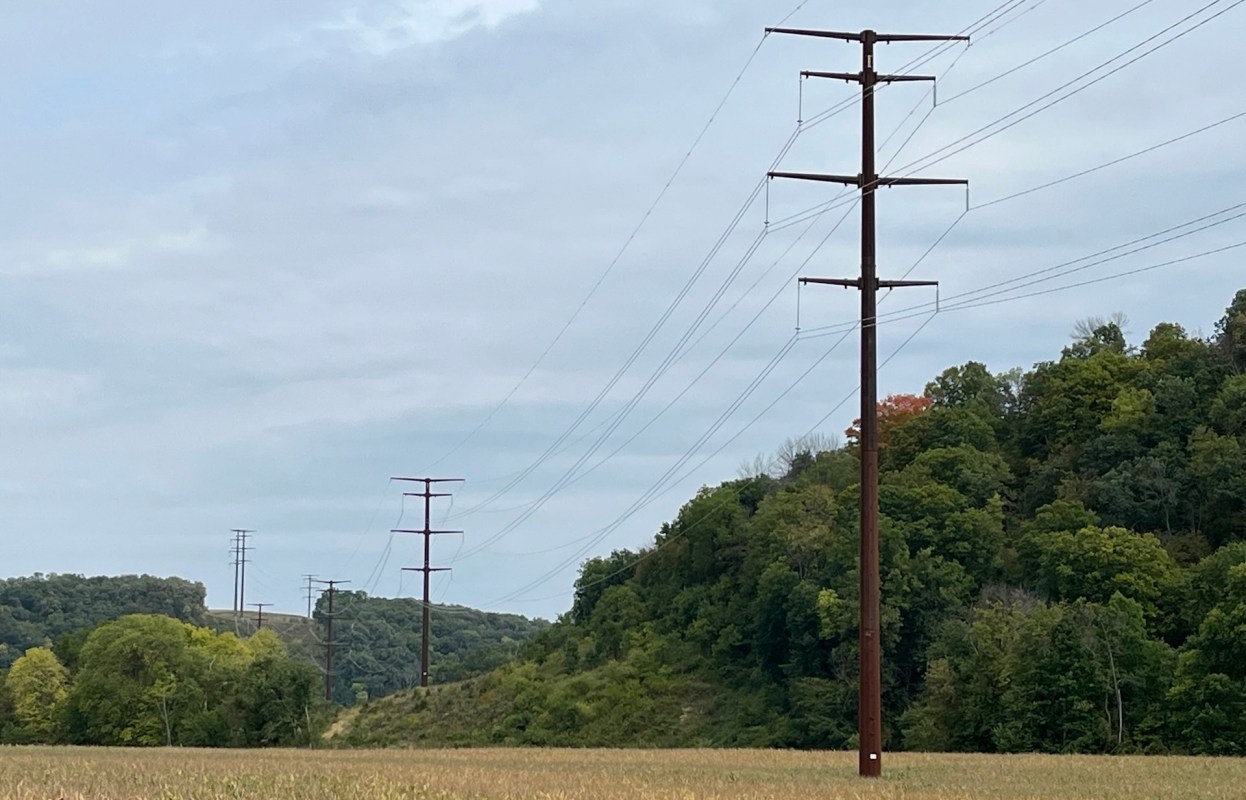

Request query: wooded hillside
[
  {"left": 0, "top": 574, "right": 206, "bottom": 669},
  {"left": 311, "top": 591, "right": 548, "bottom": 705},
  {"left": 334, "top": 290, "right": 1246, "bottom": 755}
]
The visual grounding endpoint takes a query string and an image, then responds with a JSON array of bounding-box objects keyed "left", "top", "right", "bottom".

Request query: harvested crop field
[{"left": 2, "top": 746, "right": 1243, "bottom": 799}]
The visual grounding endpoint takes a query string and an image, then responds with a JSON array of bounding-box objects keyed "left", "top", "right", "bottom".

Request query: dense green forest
[
  {"left": 0, "top": 574, "right": 207, "bottom": 669},
  {"left": 0, "top": 614, "right": 323, "bottom": 746},
  {"left": 334, "top": 290, "right": 1246, "bottom": 755},
  {"left": 0, "top": 575, "right": 547, "bottom": 745},
  {"left": 312, "top": 591, "right": 548, "bottom": 705}
]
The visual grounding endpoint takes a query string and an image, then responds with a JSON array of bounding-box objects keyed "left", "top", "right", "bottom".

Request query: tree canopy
[
  {"left": 0, "top": 574, "right": 206, "bottom": 669},
  {"left": 1, "top": 614, "right": 322, "bottom": 747}
]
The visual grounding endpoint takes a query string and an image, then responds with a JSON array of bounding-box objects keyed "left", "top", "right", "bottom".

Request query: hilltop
[{"left": 331, "top": 290, "right": 1246, "bottom": 755}]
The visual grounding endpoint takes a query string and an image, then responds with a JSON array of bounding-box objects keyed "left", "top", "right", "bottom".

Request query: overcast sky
[{"left": 2, "top": 0, "right": 1244, "bottom": 621}]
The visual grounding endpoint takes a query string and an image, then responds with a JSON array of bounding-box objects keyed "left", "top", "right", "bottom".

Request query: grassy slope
[
  {"left": 205, "top": 609, "right": 315, "bottom": 632},
  {"left": 204, "top": 610, "right": 320, "bottom": 650},
  {"left": 326, "top": 654, "right": 730, "bottom": 748}
]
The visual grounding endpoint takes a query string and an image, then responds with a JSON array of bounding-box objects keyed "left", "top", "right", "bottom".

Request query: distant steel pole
[
  {"left": 393, "top": 476, "right": 464, "bottom": 687},
  {"left": 232, "top": 529, "right": 254, "bottom": 618},
  {"left": 303, "top": 574, "right": 318, "bottom": 618},
  {"left": 231, "top": 533, "right": 240, "bottom": 616},
  {"left": 314, "top": 578, "right": 350, "bottom": 702},
  {"left": 250, "top": 602, "right": 272, "bottom": 630},
  {"left": 766, "top": 24, "right": 968, "bottom": 778}
]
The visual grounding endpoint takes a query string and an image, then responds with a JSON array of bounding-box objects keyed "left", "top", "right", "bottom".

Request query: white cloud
[
  {"left": 0, "top": 368, "right": 94, "bottom": 421},
  {"left": 3, "top": 226, "right": 218, "bottom": 278},
  {"left": 321, "top": 0, "right": 540, "bottom": 55}
]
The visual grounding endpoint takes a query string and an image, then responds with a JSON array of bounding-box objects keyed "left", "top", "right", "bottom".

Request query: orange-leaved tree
[{"left": 845, "top": 393, "right": 933, "bottom": 450}]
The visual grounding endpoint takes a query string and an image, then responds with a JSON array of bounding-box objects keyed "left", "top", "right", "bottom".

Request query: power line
[
  {"left": 338, "top": 477, "right": 393, "bottom": 576},
  {"left": 971, "top": 109, "right": 1246, "bottom": 210},
  {"left": 482, "top": 335, "right": 806, "bottom": 606},
  {"left": 448, "top": 8, "right": 994, "bottom": 554},
  {"left": 767, "top": 2, "right": 1246, "bottom": 236},
  {"left": 947, "top": 238, "right": 1246, "bottom": 312},
  {"left": 786, "top": 104, "right": 1246, "bottom": 340},
  {"left": 799, "top": 200, "right": 1246, "bottom": 337},
  {"left": 456, "top": 191, "right": 857, "bottom": 558},
  {"left": 401, "top": 1, "right": 1246, "bottom": 618},
  {"left": 461, "top": 20, "right": 1004, "bottom": 568},
  {"left": 495, "top": 198, "right": 866, "bottom": 514},
  {"left": 451, "top": 179, "right": 770, "bottom": 519},
  {"left": 500, "top": 330, "right": 866, "bottom": 608},
  {"left": 761, "top": 0, "right": 1246, "bottom": 251},
  {"left": 769, "top": 90, "right": 1246, "bottom": 239},
  {"left": 508, "top": 225, "right": 1228, "bottom": 605},
  {"left": 939, "top": 0, "right": 1159, "bottom": 105},
  {"left": 892, "top": 0, "right": 1246, "bottom": 178},
  {"left": 415, "top": 0, "right": 820, "bottom": 475},
  {"left": 497, "top": 230, "right": 1221, "bottom": 609},
  {"left": 493, "top": 202, "right": 1246, "bottom": 608},
  {"left": 680, "top": 38, "right": 977, "bottom": 361},
  {"left": 439, "top": 1, "right": 1027, "bottom": 515}
]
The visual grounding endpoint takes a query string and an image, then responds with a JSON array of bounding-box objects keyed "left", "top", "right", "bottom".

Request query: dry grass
[{"left": 0, "top": 747, "right": 1243, "bottom": 799}]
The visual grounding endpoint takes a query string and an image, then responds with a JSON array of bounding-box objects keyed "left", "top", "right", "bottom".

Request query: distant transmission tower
[
  {"left": 313, "top": 578, "right": 350, "bottom": 702},
  {"left": 302, "top": 574, "right": 318, "bottom": 618},
  {"left": 231, "top": 529, "right": 254, "bottom": 618},
  {"left": 392, "top": 476, "right": 464, "bottom": 688},
  {"left": 250, "top": 602, "right": 272, "bottom": 630}
]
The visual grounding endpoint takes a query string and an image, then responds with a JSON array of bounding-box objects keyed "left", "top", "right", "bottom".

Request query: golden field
[{"left": 1, "top": 746, "right": 1243, "bottom": 800}]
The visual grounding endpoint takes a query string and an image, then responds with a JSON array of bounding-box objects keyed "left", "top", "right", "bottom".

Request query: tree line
[
  {"left": 0, "top": 575, "right": 549, "bottom": 745},
  {"left": 0, "top": 614, "right": 323, "bottom": 746},
  {"left": 335, "top": 289, "right": 1246, "bottom": 754}
]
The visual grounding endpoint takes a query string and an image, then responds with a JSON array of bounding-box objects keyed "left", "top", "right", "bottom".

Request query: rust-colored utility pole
[
  {"left": 314, "top": 578, "right": 350, "bottom": 702},
  {"left": 250, "top": 602, "right": 272, "bottom": 630},
  {"left": 766, "top": 25, "right": 968, "bottom": 778},
  {"left": 392, "top": 476, "right": 464, "bottom": 688}
]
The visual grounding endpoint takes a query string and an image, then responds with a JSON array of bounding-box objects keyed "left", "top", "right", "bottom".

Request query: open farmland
[{"left": 2, "top": 747, "right": 1244, "bottom": 800}]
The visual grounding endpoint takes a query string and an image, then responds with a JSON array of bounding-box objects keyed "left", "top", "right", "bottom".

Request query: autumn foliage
[{"left": 845, "top": 393, "right": 934, "bottom": 448}]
